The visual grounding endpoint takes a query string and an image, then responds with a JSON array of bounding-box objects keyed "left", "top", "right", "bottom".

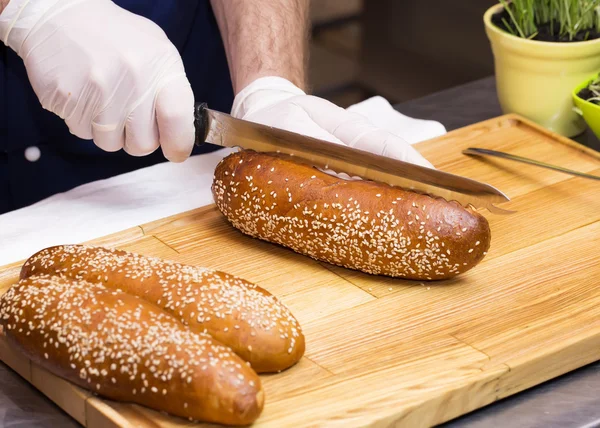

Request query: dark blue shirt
[{"left": 0, "top": 1, "right": 233, "bottom": 214}]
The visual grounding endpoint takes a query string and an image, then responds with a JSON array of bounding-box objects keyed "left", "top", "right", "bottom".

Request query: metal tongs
[{"left": 463, "top": 148, "right": 600, "bottom": 181}]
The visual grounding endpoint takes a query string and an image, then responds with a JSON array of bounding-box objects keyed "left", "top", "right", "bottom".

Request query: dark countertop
[
  {"left": 396, "top": 76, "right": 600, "bottom": 152},
  {"left": 0, "top": 76, "right": 598, "bottom": 428}
]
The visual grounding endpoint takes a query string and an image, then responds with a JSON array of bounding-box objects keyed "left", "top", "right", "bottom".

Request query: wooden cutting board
[{"left": 0, "top": 114, "right": 599, "bottom": 428}]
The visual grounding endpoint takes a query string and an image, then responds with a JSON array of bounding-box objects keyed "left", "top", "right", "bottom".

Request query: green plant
[
  {"left": 579, "top": 74, "right": 600, "bottom": 104},
  {"left": 498, "top": 0, "right": 600, "bottom": 40}
]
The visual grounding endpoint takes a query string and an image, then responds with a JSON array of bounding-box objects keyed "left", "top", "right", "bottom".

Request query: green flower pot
[{"left": 572, "top": 73, "right": 600, "bottom": 140}]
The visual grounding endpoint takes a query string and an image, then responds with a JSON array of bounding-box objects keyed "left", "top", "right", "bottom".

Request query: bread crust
[
  {"left": 212, "top": 150, "right": 491, "bottom": 280},
  {"left": 0, "top": 274, "right": 264, "bottom": 425},
  {"left": 19, "top": 244, "right": 305, "bottom": 373}
]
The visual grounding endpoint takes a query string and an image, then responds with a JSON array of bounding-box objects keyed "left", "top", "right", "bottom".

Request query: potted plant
[
  {"left": 572, "top": 72, "right": 600, "bottom": 138},
  {"left": 483, "top": 0, "right": 600, "bottom": 137}
]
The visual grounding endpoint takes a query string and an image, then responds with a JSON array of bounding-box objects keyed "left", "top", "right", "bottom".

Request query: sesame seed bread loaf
[
  {"left": 0, "top": 274, "right": 264, "bottom": 425},
  {"left": 19, "top": 245, "right": 305, "bottom": 373},
  {"left": 212, "top": 150, "right": 491, "bottom": 280}
]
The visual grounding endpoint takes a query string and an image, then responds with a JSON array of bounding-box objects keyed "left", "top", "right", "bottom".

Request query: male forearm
[
  {"left": 209, "top": 0, "right": 310, "bottom": 93},
  {"left": 0, "top": 0, "right": 10, "bottom": 15}
]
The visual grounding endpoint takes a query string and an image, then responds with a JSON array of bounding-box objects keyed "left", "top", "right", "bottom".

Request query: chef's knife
[{"left": 193, "top": 103, "right": 514, "bottom": 214}]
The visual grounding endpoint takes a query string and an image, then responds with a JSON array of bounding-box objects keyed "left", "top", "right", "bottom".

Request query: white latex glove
[
  {"left": 232, "top": 76, "right": 434, "bottom": 168},
  {"left": 0, "top": 0, "right": 195, "bottom": 162}
]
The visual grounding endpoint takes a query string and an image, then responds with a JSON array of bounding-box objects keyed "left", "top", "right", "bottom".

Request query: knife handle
[{"left": 193, "top": 102, "right": 209, "bottom": 146}]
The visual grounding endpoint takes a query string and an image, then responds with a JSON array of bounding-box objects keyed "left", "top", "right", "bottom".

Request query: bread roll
[
  {"left": 212, "top": 150, "right": 491, "bottom": 280},
  {"left": 0, "top": 274, "right": 264, "bottom": 425},
  {"left": 20, "top": 245, "right": 305, "bottom": 373}
]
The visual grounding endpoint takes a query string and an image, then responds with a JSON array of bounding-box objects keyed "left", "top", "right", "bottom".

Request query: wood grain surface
[{"left": 0, "top": 114, "right": 598, "bottom": 428}]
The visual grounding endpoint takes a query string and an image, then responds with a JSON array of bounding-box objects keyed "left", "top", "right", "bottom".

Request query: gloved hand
[
  {"left": 231, "top": 76, "right": 435, "bottom": 168},
  {"left": 0, "top": 0, "right": 195, "bottom": 162}
]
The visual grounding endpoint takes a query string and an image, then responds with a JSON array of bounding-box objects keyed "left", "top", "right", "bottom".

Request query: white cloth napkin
[
  {"left": 348, "top": 96, "right": 446, "bottom": 144},
  {"left": 0, "top": 97, "right": 446, "bottom": 266}
]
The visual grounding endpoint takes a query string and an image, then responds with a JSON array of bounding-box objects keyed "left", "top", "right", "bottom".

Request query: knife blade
[{"left": 193, "top": 103, "right": 514, "bottom": 214}]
